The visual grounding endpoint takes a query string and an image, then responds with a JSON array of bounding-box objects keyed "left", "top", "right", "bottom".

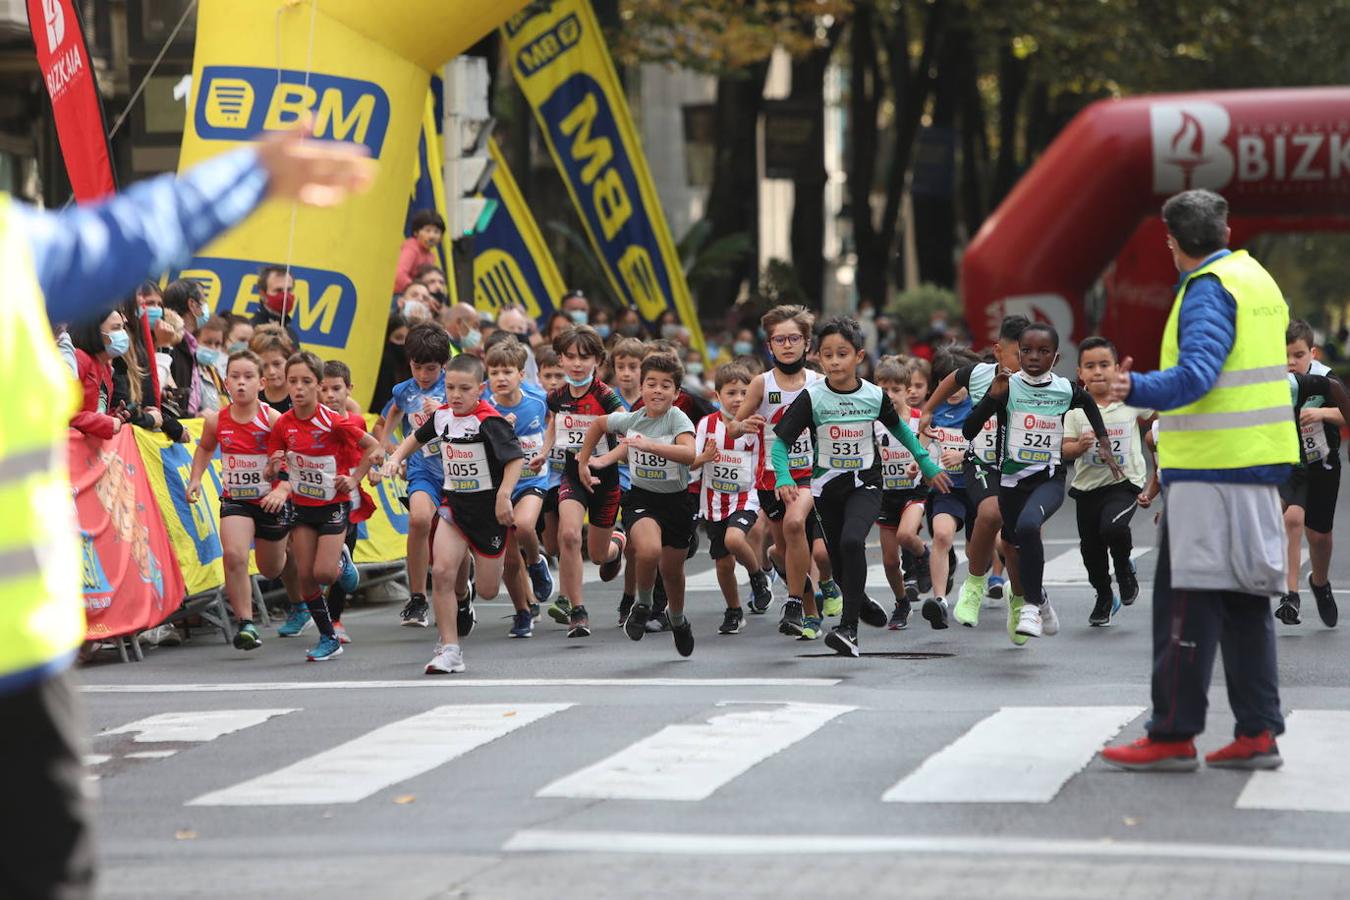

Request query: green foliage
[
  {"left": 755, "top": 259, "right": 809, "bottom": 308},
  {"left": 886, "top": 283, "right": 961, "bottom": 333},
  {"left": 677, "top": 221, "right": 755, "bottom": 284}
]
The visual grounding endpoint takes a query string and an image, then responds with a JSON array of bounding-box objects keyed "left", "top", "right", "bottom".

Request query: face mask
[
  {"left": 143, "top": 307, "right": 163, "bottom": 327},
  {"left": 104, "top": 329, "right": 130, "bottom": 359},
  {"left": 595, "top": 324, "right": 612, "bottom": 340},
  {"left": 567, "top": 309, "right": 588, "bottom": 325},
  {"left": 733, "top": 340, "right": 754, "bottom": 357},
  {"left": 686, "top": 362, "right": 704, "bottom": 377},
  {"left": 565, "top": 372, "right": 593, "bottom": 388},
  {"left": 463, "top": 329, "right": 483, "bottom": 350},
  {"left": 197, "top": 308, "right": 211, "bottom": 329},
  {"left": 228, "top": 341, "right": 248, "bottom": 354},
  {"left": 619, "top": 323, "right": 642, "bottom": 338},
  {"left": 661, "top": 323, "right": 682, "bottom": 340},
  {"left": 196, "top": 346, "right": 220, "bottom": 368},
  {"left": 859, "top": 306, "right": 875, "bottom": 319},
  {"left": 403, "top": 300, "right": 429, "bottom": 321},
  {"left": 429, "top": 290, "right": 449, "bottom": 304},
  {"left": 264, "top": 290, "right": 297, "bottom": 316},
  {"left": 772, "top": 354, "right": 806, "bottom": 375}
]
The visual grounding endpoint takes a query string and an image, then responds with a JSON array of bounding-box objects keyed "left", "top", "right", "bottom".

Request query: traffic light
[{"left": 444, "top": 55, "right": 499, "bottom": 238}]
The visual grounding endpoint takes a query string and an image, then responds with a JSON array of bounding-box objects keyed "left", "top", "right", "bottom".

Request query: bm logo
[{"left": 196, "top": 66, "right": 391, "bottom": 155}]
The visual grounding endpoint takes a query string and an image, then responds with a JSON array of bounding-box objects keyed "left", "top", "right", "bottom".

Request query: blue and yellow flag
[
  {"left": 501, "top": 0, "right": 705, "bottom": 355},
  {"left": 474, "top": 138, "right": 566, "bottom": 320}
]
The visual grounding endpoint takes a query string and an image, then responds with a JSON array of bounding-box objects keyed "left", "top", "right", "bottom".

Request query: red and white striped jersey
[{"left": 693, "top": 412, "right": 762, "bottom": 521}]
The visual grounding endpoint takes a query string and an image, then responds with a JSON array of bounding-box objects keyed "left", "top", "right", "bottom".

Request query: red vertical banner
[{"left": 27, "top": 0, "right": 116, "bottom": 202}]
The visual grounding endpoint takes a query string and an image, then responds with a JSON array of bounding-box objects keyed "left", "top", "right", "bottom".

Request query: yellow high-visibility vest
[
  {"left": 0, "top": 194, "right": 85, "bottom": 687},
  {"left": 1156, "top": 250, "right": 1299, "bottom": 472}
]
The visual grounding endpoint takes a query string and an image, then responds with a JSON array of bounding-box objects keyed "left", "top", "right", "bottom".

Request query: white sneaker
[
  {"left": 1041, "top": 599, "right": 1060, "bottom": 636},
  {"left": 425, "top": 643, "right": 466, "bottom": 675},
  {"left": 1015, "top": 604, "right": 1043, "bottom": 638}
]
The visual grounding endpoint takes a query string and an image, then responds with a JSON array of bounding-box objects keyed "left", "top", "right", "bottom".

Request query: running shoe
[
  {"left": 306, "top": 634, "right": 343, "bottom": 662},
  {"left": 568, "top": 604, "right": 592, "bottom": 638},
  {"left": 599, "top": 533, "right": 626, "bottom": 582},
  {"left": 913, "top": 547, "right": 933, "bottom": 595},
  {"left": 859, "top": 594, "right": 889, "bottom": 629},
  {"left": 903, "top": 579, "right": 919, "bottom": 603},
  {"left": 954, "top": 574, "right": 986, "bottom": 627},
  {"left": 887, "top": 599, "right": 911, "bottom": 630},
  {"left": 820, "top": 579, "right": 844, "bottom": 618},
  {"left": 1006, "top": 592, "right": 1028, "bottom": 646},
  {"left": 400, "top": 593, "right": 430, "bottom": 628},
  {"left": 1204, "top": 731, "right": 1282, "bottom": 770},
  {"left": 1275, "top": 591, "right": 1301, "bottom": 626},
  {"left": 646, "top": 610, "right": 672, "bottom": 633},
  {"left": 778, "top": 599, "right": 805, "bottom": 636},
  {"left": 921, "top": 596, "right": 949, "bottom": 630},
  {"left": 946, "top": 547, "right": 957, "bottom": 596},
  {"left": 824, "top": 624, "right": 860, "bottom": 658},
  {"left": 233, "top": 621, "right": 262, "bottom": 651},
  {"left": 1041, "top": 597, "right": 1060, "bottom": 636},
  {"left": 1311, "top": 578, "right": 1338, "bottom": 628},
  {"left": 547, "top": 596, "right": 573, "bottom": 625},
  {"left": 1089, "top": 593, "right": 1120, "bottom": 627},
  {"left": 527, "top": 556, "right": 555, "bottom": 602},
  {"left": 332, "top": 620, "right": 351, "bottom": 644},
  {"left": 509, "top": 609, "right": 534, "bottom": 638},
  {"left": 1015, "top": 603, "right": 1043, "bottom": 638},
  {"left": 1118, "top": 560, "right": 1139, "bottom": 606},
  {"left": 718, "top": 607, "right": 744, "bottom": 635},
  {"left": 672, "top": 617, "right": 695, "bottom": 657},
  {"left": 986, "top": 574, "right": 1006, "bottom": 601},
  {"left": 425, "top": 642, "right": 466, "bottom": 674},
  {"left": 1100, "top": 737, "right": 1198, "bottom": 772},
  {"left": 798, "top": 615, "right": 823, "bottom": 640},
  {"left": 624, "top": 602, "right": 651, "bottom": 641},
  {"left": 748, "top": 571, "right": 773, "bottom": 614},
  {"left": 277, "top": 606, "right": 312, "bottom": 638},
  {"left": 337, "top": 545, "right": 359, "bottom": 593},
  {"left": 457, "top": 595, "right": 477, "bottom": 637},
  {"left": 617, "top": 594, "right": 635, "bottom": 627},
  {"left": 528, "top": 602, "right": 541, "bottom": 621}
]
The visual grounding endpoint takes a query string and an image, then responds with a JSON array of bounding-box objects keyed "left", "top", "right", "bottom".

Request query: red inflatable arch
[{"left": 962, "top": 87, "right": 1350, "bottom": 370}]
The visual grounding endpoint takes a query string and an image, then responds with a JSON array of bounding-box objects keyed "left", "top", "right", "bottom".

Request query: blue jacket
[{"left": 1127, "top": 249, "right": 1290, "bottom": 486}]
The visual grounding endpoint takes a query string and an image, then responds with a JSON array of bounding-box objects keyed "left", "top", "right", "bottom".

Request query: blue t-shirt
[
  {"left": 490, "top": 390, "right": 549, "bottom": 493},
  {"left": 615, "top": 390, "right": 635, "bottom": 491},
  {"left": 929, "top": 395, "right": 973, "bottom": 489},
  {"left": 392, "top": 373, "right": 447, "bottom": 480}
]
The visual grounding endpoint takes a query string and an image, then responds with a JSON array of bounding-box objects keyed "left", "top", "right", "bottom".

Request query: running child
[
  {"left": 185, "top": 349, "right": 288, "bottom": 652},
  {"left": 384, "top": 354, "right": 524, "bottom": 673},
  {"left": 319, "top": 359, "right": 375, "bottom": 643},
  {"left": 608, "top": 336, "right": 647, "bottom": 625},
  {"left": 901, "top": 358, "right": 934, "bottom": 599},
  {"left": 1062, "top": 337, "right": 1154, "bottom": 627},
  {"left": 964, "top": 323, "right": 1121, "bottom": 642},
  {"left": 774, "top": 317, "right": 949, "bottom": 657},
  {"left": 249, "top": 324, "right": 294, "bottom": 413},
  {"left": 874, "top": 357, "right": 930, "bottom": 629},
  {"left": 691, "top": 362, "right": 772, "bottom": 635},
  {"left": 576, "top": 353, "right": 699, "bottom": 655},
  {"left": 531, "top": 325, "right": 626, "bottom": 638},
  {"left": 534, "top": 346, "right": 566, "bottom": 569},
  {"left": 266, "top": 351, "right": 381, "bottom": 661}
]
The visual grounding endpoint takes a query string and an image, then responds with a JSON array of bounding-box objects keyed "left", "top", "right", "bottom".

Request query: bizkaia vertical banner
[
  {"left": 27, "top": 0, "right": 116, "bottom": 202},
  {"left": 501, "top": 1, "right": 706, "bottom": 357}
]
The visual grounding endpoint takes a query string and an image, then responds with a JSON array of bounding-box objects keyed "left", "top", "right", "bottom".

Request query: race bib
[
  {"left": 411, "top": 410, "right": 441, "bottom": 458},
  {"left": 816, "top": 422, "right": 874, "bottom": 472},
  {"left": 629, "top": 433, "right": 682, "bottom": 485},
  {"left": 441, "top": 441, "right": 494, "bottom": 492},
  {"left": 518, "top": 431, "right": 545, "bottom": 467},
  {"left": 288, "top": 452, "right": 338, "bottom": 502},
  {"left": 1301, "top": 419, "right": 1329, "bottom": 463},
  {"left": 970, "top": 417, "right": 998, "bottom": 464},
  {"left": 555, "top": 412, "right": 596, "bottom": 453},
  {"left": 222, "top": 453, "right": 268, "bottom": 501},
  {"left": 1087, "top": 423, "right": 1132, "bottom": 467},
  {"left": 932, "top": 427, "right": 967, "bottom": 474},
  {"left": 879, "top": 440, "right": 918, "bottom": 490},
  {"left": 1009, "top": 413, "right": 1063, "bottom": 466},
  {"left": 786, "top": 432, "right": 813, "bottom": 471},
  {"left": 707, "top": 448, "right": 752, "bottom": 493},
  {"left": 548, "top": 443, "right": 568, "bottom": 475}
]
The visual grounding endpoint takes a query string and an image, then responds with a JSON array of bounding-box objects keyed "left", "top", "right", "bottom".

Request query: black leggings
[
  {"left": 814, "top": 485, "right": 882, "bottom": 629},
  {"left": 326, "top": 523, "right": 360, "bottom": 622},
  {"left": 999, "top": 469, "right": 1067, "bottom": 607},
  {"left": 1072, "top": 482, "right": 1139, "bottom": 598}
]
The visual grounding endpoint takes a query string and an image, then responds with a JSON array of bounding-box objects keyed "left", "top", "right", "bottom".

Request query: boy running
[
  {"left": 874, "top": 357, "right": 930, "bottom": 629},
  {"left": 319, "top": 360, "right": 375, "bottom": 643},
  {"left": 608, "top": 337, "right": 647, "bottom": 625}
]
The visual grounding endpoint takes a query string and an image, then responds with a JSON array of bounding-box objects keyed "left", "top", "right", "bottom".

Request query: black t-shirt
[
  {"left": 1292, "top": 371, "right": 1342, "bottom": 469},
  {"left": 414, "top": 403, "right": 524, "bottom": 495}
]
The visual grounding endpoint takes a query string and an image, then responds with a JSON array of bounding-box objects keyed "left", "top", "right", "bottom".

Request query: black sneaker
[
  {"left": 719, "top": 607, "right": 744, "bottom": 634},
  {"left": 400, "top": 593, "right": 430, "bottom": 628},
  {"left": 888, "top": 599, "right": 911, "bottom": 630},
  {"left": 456, "top": 595, "right": 476, "bottom": 637},
  {"left": 946, "top": 547, "right": 957, "bottom": 597},
  {"left": 568, "top": 604, "right": 591, "bottom": 638},
  {"left": 903, "top": 579, "right": 919, "bottom": 603},
  {"left": 1275, "top": 592, "right": 1301, "bottom": 626},
  {"left": 748, "top": 571, "right": 772, "bottom": 614},
  {"left": 646, "top": 610, "right": 672, "bottom": 633},
  {"left": 624, "top": 603, "right": 650, "bottom": 641},
  {"left": 913, "top": 548, "right": 933, "bottom": 595},
  {"left": 859, "top": 594, "right": 888, "bottom": 628},
  {"left": 686, "top": 529, "right": 700, "bottom": 559},
  {"left": 778, "top": 599, "right": 804, "bottom": 636},
  {"left": 824, "top": 624, "right": 860, "bottom": 658},
  {"left": 599, "top": 533, "right": 626, "bottom": 582},
  {"left": 1089, "top": 592, "right": 1116, "bottom": 627},
  {"left": 672, "top": 617, "right": 695, "bottom": 657},
  {"left": 617, "top": 594, "right": 635, "bottom": 627},
  {"left": 922, "top": 596, "right": 950, "bottom": 630},
  {"left": 1311, "top": 578, "right": 1338, "bottom": 628},
  {"left": 1119, "top": 561, "right": 1140, "bottom": 607}
]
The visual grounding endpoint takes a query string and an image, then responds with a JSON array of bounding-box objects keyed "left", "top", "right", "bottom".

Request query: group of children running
[{"left": 184, "top": 303, "right": 1350, "bottom": 670}]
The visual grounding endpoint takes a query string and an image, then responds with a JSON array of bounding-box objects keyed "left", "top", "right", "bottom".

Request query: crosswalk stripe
[
  {"left": 1041, "top": 547, "right": 1152, "bottom": 585},
  {"left": 84, "top": 678, "right": 838, "bottom": 694},
  {"left": 882, "top": 705, "right": 1143, "bottom": 804},
  {"left": 1236, "top": 710, "right": 1350, "bottom": 813},
  {"left": 536, "top": 702, "right": 854, "bottom": 801},
  {"left": 187, "top": 703, "right": 571, "bottom": 807},
  {"left": 99, "top": 709, "right": 297, "bottom": 743}
]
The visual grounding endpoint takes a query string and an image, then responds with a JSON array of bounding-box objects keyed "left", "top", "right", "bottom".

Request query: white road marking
[
  {"left": 84, "top": 678, "right": 839, "bottom": 694},
  {"left": 125, "top": 750, "right": 178, "bottom": 760},
  {"left": 1237, "top": 710, "right": 1350, "bottom": 813},
  {"left": 98, "top": 709, "right": 297, "bottom": 742},
  {"left": 537, "top": 702, "right": 854, "bottom": 801},
  {"left": 1040, "top": 547, "right": 1151, "bottom": 585},
  {"left": 188, "top": 703, "right": 571, "bottom": 806},
  {"left": 83, "top": 754, "right": 111, "bottom": 767},
  {"left": 882, "top": 705, "right": 1143, "bottom": 804},
  {"left": 502, "top": 829, "right": 1350, "bottom": 866}
]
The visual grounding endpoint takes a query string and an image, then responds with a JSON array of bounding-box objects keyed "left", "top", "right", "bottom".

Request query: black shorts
[
  {"left": 1283, "top": 464, "right": 1342, "bottom": 534},
  {"left": 513, "top": 484, "right": 548, "bottom": 505},
  {"left": 438, "top": 494, "right": 509, "bottom": 558},
  {"left": 877, "top": 489, "right": 926, "bottom": 528},
  {"left": 707, "top": 509, "right": 758, "bottom": 560},
  {"left": 623, "top": 488, "right": 698, "bottom": 549},
  {"left": 542, "top": 485, "right": 560, "bottom": 516},
  {"left": 558, "top": 465, "right": 621, "bottom": 529},
  {"left": 756, "top": 483, "right": 823, "bottom": 543},
  {"left": 927, "top": 488, "right": 976, "bottom": 540},
  {"left": 289, "top": 501, "right": 349, "bottom": 536},
  {"left": 963, "top": 456, "right": 1000, "bottom": 507},
  {"left": 220, "top": 498, "right": 290, "bottom": 542}
]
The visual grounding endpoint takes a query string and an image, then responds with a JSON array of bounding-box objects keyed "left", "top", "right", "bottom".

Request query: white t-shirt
[{"left": 1064, "top": 401, "right": 1152, "bottom": 491}]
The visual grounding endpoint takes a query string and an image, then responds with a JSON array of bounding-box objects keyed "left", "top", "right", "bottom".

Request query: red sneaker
[
  {"left": 1205, "top": 731, "right": 1282, "bottom": 770},
  {"left": 1100, "top": 736, "right": 1198, "bottom": 772}
]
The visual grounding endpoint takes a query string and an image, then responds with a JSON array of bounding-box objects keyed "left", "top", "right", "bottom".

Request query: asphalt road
[{"left": 78, "top": 490, "right": 1350, "bottom": 899}]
